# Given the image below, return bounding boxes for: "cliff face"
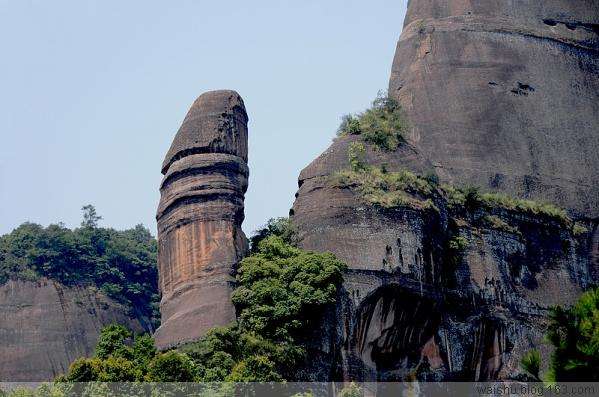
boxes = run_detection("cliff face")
[389,0,599,217]
[154,90,249,349]
[292,135,597,380]
[0,279,145,381]
[290,0,598,381]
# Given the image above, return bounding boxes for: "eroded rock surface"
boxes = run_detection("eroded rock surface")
[154,90,249,349]
[291,0,598,381]
[293,140,597,380]
[0,279,144,381]
[389,0,599,217]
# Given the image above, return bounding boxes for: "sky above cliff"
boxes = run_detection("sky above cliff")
[0,0,407,236]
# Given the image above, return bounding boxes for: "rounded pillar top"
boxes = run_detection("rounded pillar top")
[162,90,248,174]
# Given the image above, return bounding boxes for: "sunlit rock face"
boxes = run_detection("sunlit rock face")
[291,0,598,382]
[0,279,145,381]
[389,0,599,218]
[154,90,249,349]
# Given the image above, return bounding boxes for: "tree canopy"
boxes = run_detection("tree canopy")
[181,233,347,381]
[521,287,599,382]
[0,206,159,326]
[59,218,346,383]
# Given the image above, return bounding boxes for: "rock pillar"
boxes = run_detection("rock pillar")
[154,90,249,348]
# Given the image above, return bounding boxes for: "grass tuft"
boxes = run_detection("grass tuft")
[338,91,407,151]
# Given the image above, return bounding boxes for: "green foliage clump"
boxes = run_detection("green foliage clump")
[181,235,347,381]
[58,233,346,384]
[479,192,570,224]
[483,215,520,235]
[348,142,367,171]
[440,184,466,210]
[234,236,345,340]
[520,287,599,382]
[448,236,469,251]
[545,287,599,381]
[180,325,290,382]
[0,206,159,325]
[146,350,198,382]
[520,349,541,381]
[61,324,196,382]
[333,163,437,212]
[338,92,407,151]
[249,217,297,254]
[227,355,282,382]
[94,324,136,360]
[572,222,588,236]
[440,185,570,224]
[338,114,361,136]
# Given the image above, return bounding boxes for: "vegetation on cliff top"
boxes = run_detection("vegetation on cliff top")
[441,185,570,225]
[57,218,346,383]
[331,141,437,212]
[332,92,576,229]
[332,138,574,230]
[338,91,407,151]
[521,287,599,382]
[0,206,160,326]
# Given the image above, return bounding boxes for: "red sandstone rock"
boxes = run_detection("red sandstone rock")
[0,279,144,381]
[389,0,599,217]
[154,90,249,349]
[290,0,598,381]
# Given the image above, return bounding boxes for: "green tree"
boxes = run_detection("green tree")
[0,214,159,326]
[180,235,346,381]
[94,324,132,360]
[81,205,102,228]
[63,358,102,382]
[227,355,283,382]
[146,351,198,382]
[337,91,407,151]
[233,236,345,341]
[132,334,157,368]
[520,350,541,381]
[546,287,599,381]
[95,356,140,381]
[521,287,599,382]
[62,324,162,382]
[249,217,297,253]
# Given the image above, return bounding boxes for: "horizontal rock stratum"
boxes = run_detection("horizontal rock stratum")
[154,90,249,349]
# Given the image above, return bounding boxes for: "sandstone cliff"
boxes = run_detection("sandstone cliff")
[154,90,249,349]
[290,0,598,382]
[389,0,599,217]
[0,279,145,381]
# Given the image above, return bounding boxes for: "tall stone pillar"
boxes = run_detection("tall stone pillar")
[154,90,249,349]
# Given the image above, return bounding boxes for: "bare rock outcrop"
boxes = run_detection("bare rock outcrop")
[154,90,249,349]
[290,0,598,381]
[389,0,599,217]
[0,279,144,381]
[292,136,597,380]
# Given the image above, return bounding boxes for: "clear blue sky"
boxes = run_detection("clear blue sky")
[0,0,407,237]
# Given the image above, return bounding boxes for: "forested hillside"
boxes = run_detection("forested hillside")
[0,206,159,326]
